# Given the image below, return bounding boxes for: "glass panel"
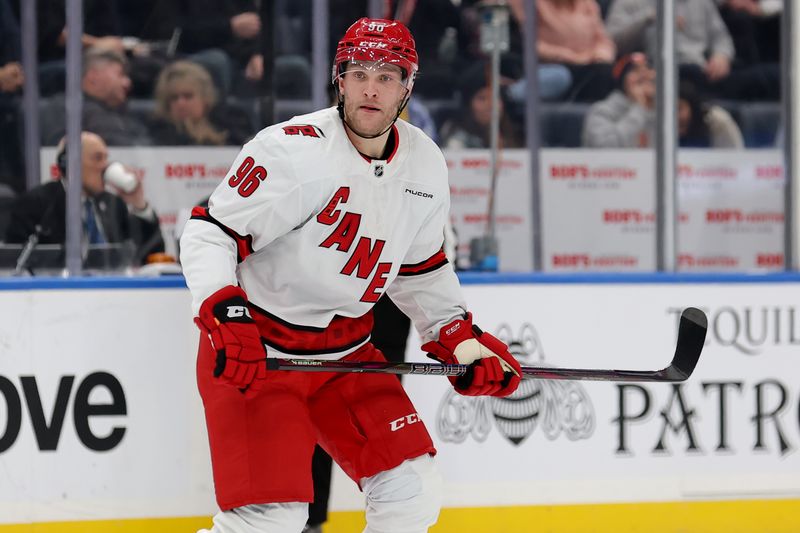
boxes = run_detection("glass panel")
[2,0,318,275]
[438,1,533,271]
[2,1,787,275]
[675,0,784,272]
[528,0,784,273]
[533,0,657,272]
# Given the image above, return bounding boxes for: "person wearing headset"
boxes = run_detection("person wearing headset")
[4,131,164,266]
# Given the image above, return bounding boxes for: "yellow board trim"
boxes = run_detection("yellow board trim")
[2,499,799,533]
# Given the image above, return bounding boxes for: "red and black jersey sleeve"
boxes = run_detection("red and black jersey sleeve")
[397,249,449,277]
[190,206,254,263]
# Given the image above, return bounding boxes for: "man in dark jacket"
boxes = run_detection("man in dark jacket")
[43,48,152,146]
[5,132,164,267]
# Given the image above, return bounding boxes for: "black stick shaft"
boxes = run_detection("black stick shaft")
[267,358,686,382]
[265,307,707,383]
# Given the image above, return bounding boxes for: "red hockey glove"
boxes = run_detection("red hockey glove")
[422,313,521,397]
[195,285,267,391]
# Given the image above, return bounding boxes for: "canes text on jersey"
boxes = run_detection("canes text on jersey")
[316,186,391,303]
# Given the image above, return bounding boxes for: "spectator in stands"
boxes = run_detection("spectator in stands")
[43,48,152,146]
[458,0,572,103]
[101,0,269,98]
[5,132,165,264]
[81,48,153,146]
[509,0,616,102]
[172,0,265,97]
[715,0,782,101]
[606,0,731,80]
[440,61,524,149]
[606,0,778,100]
[582,52,655,147]
[149,61,253,146]
[36,0,126,96]
[717,0,781,66]
[402,99,440,144]
[0,59,22,94]
[390,0,469,99]
[0,0,24,193]
[678,80,743,148]
[583,57,742,149]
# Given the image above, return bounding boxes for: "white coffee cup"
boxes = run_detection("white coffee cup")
[104,161,138,193]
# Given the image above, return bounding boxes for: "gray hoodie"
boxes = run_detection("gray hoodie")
[606,0,734,66]
[582,90,744,148]
[582,90,655,148]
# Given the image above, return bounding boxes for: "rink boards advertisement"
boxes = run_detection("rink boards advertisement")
[41,147,785,273]
[0,278,798,531]
[540,149,785,272]
[39,147,536,269]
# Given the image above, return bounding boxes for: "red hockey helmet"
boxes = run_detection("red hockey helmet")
[332,18,419,91]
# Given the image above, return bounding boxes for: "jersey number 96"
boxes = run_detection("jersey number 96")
[228,156,268,197]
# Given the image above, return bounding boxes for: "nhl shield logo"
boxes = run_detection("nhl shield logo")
[374,164,384,177]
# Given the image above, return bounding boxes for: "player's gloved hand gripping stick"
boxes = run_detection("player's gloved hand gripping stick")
[196,285,268,391]
[422,313,521,397]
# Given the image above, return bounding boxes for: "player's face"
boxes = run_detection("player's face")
[339,61,408,137]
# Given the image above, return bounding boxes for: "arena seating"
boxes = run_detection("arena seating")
[35,95,781,149]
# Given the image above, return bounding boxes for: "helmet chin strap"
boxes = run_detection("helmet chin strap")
[336,86,411,140]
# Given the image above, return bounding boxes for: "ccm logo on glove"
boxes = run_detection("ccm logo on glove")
[444,322,461,336]
[195,285,268,391]
[226,305,251,319]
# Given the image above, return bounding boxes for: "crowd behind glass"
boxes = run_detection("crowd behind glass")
[0,0,784,272]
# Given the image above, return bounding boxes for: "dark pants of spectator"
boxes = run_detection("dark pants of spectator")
[0,95,24,194]
[719,7,781,65]
[565,62,615,102]
[307,296,412,528]
[680,63,780,101]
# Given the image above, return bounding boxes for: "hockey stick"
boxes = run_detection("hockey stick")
[265,307,707,383]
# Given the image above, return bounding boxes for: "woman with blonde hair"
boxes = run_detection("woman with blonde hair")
[150,61,252,146]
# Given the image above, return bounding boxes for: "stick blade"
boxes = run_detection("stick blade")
[662,307,707,381]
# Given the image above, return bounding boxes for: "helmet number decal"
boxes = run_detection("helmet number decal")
[367,22,386,32]
[228,156,268,198]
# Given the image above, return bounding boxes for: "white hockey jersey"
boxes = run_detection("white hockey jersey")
[180,107,466,358]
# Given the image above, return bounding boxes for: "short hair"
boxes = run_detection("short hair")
[82,47,128,78]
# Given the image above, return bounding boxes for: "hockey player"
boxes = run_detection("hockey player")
[181,18,522,533]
